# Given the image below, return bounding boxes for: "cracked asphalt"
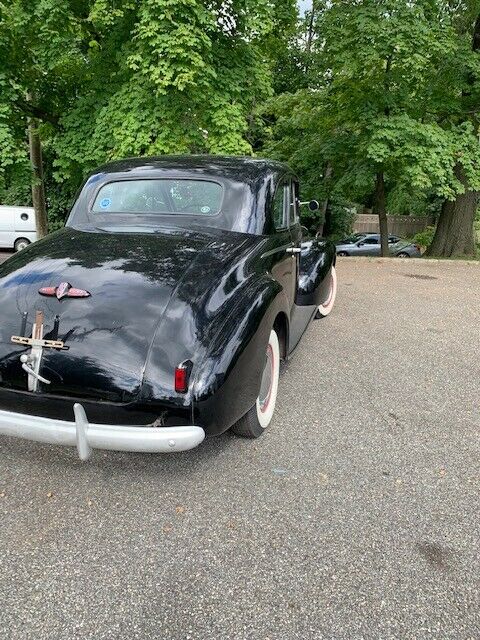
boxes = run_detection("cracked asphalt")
[0,254,479,639]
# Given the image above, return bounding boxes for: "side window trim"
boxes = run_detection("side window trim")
[288,179,299,227]
[282,183,289,229]
[272,181,288,231]
[284,183,291,228]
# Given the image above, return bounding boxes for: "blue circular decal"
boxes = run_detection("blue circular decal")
[100,197,112,209]
[200,206,210,213]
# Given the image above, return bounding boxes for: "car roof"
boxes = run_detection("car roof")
[90,155,294,184]
[357,234,399,239]
[70,155,297,236]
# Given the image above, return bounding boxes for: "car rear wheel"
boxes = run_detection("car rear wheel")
[231,329,280,438]
[14,238,30,252]
[397,252,410,258]
[316,266,337,318]
[337,250,348,257]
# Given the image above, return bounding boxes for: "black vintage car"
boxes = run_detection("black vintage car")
[0,156,337,459]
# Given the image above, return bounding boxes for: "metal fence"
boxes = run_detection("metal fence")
[353,214,435,237]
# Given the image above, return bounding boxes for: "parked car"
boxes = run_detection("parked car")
[336,233,421,257]
[336,232,370,244]
[0,156,337,460]
[0,205,37,251]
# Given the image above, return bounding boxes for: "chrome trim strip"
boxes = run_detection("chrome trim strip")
[0,404,205,460]
[260,243,293,259]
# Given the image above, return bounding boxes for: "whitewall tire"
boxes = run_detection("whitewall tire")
[232,329,280,438]
[316,266,337,318]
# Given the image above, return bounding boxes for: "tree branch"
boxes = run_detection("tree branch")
[13,98,60,126]
[472,13,480,52]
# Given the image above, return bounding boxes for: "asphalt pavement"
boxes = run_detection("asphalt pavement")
[0,255,479,639]
[0,250,14,262]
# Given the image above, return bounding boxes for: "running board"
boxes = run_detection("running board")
[288,304,317,355]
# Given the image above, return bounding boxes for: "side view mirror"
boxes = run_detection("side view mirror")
[357,242,365,247]
[298,199,320,211]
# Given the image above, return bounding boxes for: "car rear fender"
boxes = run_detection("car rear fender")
[192,276,288,435]
[296,238,336,306]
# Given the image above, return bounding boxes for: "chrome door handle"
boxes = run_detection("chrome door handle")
[20,354,51,385]
[286,246,301,254]
[21,363,51,385]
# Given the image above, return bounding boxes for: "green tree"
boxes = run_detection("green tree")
[0,0,296,230]
[0,0,88,233]
[52,0,295,182]
[264,0,480,256]
[426,5,480,257]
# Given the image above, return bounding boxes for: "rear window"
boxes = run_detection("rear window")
[91,179,223,216]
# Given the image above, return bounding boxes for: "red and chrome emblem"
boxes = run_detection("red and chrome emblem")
[39,282,90,300]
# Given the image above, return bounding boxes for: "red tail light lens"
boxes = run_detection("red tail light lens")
[175,361,192,393]
[175,367,187,393]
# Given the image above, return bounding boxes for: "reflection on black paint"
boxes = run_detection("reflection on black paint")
[0,227,263,405]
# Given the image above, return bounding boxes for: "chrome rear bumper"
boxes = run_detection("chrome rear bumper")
[0,403,205,460]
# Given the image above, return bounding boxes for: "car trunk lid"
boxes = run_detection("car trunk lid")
[0,227,212,402]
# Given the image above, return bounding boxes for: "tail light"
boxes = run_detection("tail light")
[174,360,192,393]
[415,244,421,250]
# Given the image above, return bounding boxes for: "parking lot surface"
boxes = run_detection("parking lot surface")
[0,250,14,262]
[0,255,479,639]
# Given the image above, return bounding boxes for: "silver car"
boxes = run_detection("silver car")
[336,234,421,258]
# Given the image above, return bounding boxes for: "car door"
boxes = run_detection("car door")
[270,179,297,309]
[355,236,381,256]
[14,207,35,234]
[388,236,400,254]
[287,179,302,296]
[0,207,14,248]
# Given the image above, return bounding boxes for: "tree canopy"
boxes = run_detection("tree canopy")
[0,0,296,223]
[264,0,480,253]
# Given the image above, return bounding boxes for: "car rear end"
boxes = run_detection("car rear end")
[393,240,422,257]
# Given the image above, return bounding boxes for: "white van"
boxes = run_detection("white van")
[0,205,37,251]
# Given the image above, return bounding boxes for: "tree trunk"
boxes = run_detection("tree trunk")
[428,14,480,258]
[316,162,333,236]
[305,4,316,71]
[426,165,478,258]
[373,171,389,257]
[27,117,48,239]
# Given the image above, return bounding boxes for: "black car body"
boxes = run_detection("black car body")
[0,156,337,459]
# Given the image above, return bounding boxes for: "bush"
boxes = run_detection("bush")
[300,199,356,238]
[413,226,436,248]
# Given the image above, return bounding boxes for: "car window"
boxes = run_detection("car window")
[289,181,299,225]
[91,179,223,215]
[343,235,365,244]
[363,237,380,244]
[272,184,287,230]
